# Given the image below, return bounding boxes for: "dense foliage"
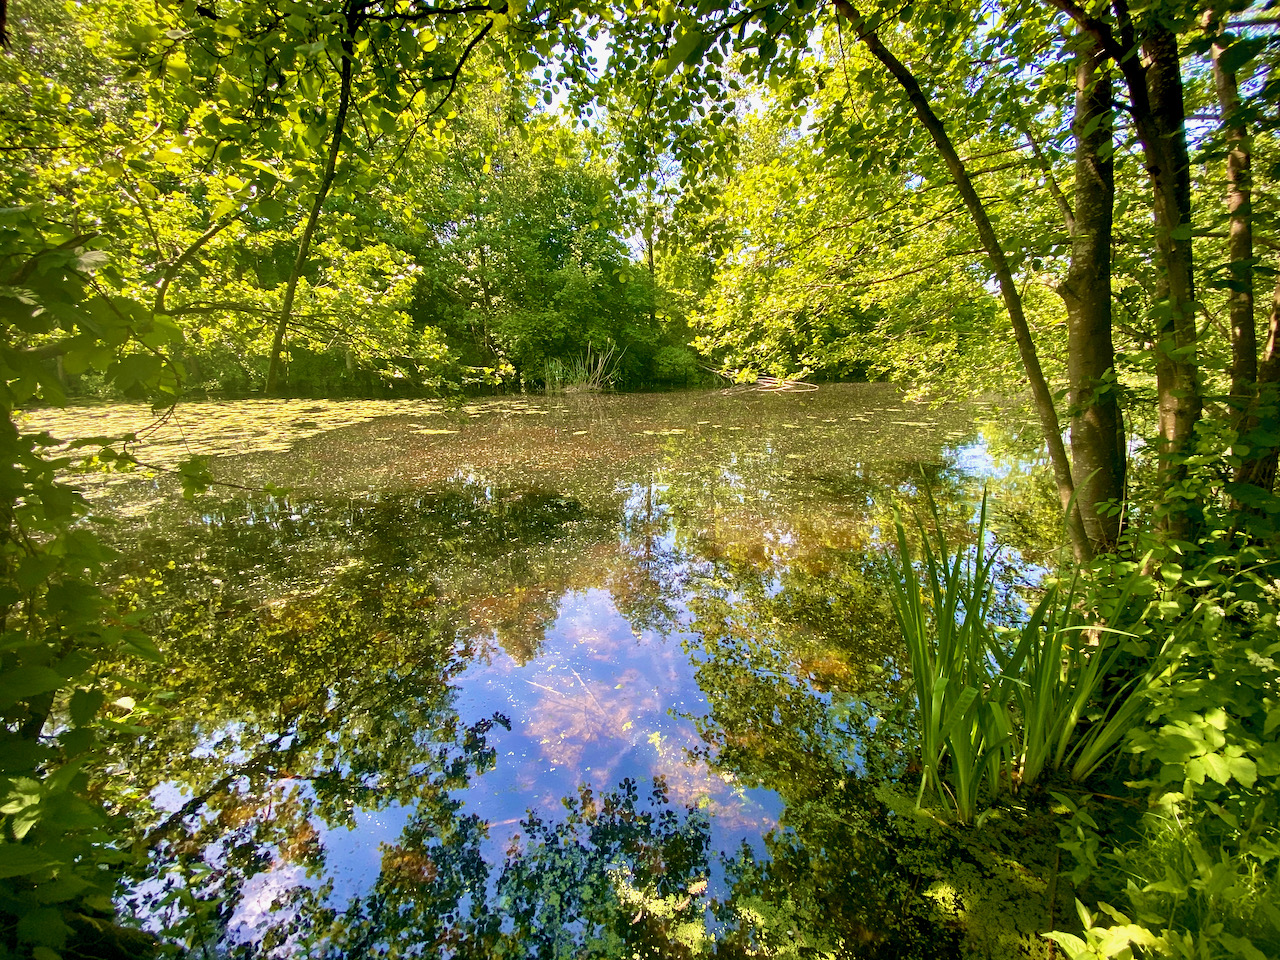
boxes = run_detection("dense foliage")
[3,0,1280,956]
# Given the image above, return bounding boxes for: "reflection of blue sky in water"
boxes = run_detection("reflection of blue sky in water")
[948,437,1002,482]
[84,385,1035,950]
[227,584,782,929]
[451,588,781,854]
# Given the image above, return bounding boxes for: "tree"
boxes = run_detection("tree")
[598,0,1277,549]
[0,8,198,949]
[394,88,659,388]
[125,0,607,393]
[835,1,1091,558]
[1200,5,1280,509]
[1060,36,1126,550]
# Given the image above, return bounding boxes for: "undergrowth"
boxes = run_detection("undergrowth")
[889,479,1280,959]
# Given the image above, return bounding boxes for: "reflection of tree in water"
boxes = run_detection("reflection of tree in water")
[104,425,1063,956]
[113,572,511,955]
[315,805,497,959]
[119,481,627,662]
[675,508,915,791]
[609,479,690,640]
[110,479,719,955]
[490,778,712,959]
[284,778,715,960]
[662,454,1065,958]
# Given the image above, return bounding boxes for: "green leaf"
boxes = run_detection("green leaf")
[14,555,59,589]
[663,27,704,77]
[0,666,66,706]
[69,688,105,726]
[0,739,49,774]
[1218,37,1267,74]
[1042,931,1087,954]
[17,908,70,948]
[177,455,214,498]
[139,314,182,349]
[211,197,239,219]
[1198,752,1231,785]
[1227,755,1257,788]
[11,804,42,840]
[255,197,286,221]
[0,844,59,879]
[1218,933,1270,960]
[1266,707,1280,738]
[110,353,163,390]
[44,756,90,796]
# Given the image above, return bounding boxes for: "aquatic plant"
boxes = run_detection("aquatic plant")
[543,341,625,393]
[888,496,1143,823]
[888,496,1006,823]
[999,573,1148,788]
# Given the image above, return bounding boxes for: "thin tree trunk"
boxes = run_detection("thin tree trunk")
[1060,41,1125,552]
[1207,11,1273,504]
[154,215,242,317]
[475,245,497,357]
[646,208,657,327]
[265,29,357,395]
[1236,274,1280,497]
[837,1,1091,561]
[1211,19,1256,405]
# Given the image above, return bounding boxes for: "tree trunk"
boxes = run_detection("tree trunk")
[1206,11,1274,505]
[1060,41,1125,552]
[1236,274,1280,497]
[475,244,498,357]
[265,27,357,395]
[1136,25,1202,531]
[1043,2,1203,536]
[1211,19,1256,407]
[837,1,1092,561]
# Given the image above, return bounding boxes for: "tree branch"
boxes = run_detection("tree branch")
[155,214,245,316]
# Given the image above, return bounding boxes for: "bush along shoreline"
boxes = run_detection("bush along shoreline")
[888,480,1280,959]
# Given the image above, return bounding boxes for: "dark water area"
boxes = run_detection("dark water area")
[33,385,1062,957]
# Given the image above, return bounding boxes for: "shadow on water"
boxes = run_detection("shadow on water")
[79,386,1068,957]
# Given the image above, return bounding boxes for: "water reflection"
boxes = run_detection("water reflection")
[94,386,1048,955]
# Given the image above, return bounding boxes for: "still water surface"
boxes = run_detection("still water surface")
[34,385,1049,957]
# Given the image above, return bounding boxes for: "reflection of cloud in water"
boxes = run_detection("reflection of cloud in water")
[527,671,662,770]
[225,862,312,947]
[950,438,999,479]
[451,587,779,850]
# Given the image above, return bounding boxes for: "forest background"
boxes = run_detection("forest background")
[2,0,1280,957]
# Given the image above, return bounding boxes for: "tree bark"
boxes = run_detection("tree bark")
[1141,23,1202,488]
[1236,274,1280,497]
[837,1,1092,561]
[1210,18,1256,406]
[1060,41,1125,551]
[1043,1,1203,536]
[265,23,357,395]
[1205,11,1275,506]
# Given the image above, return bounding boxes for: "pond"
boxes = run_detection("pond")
[28,384,1062,958]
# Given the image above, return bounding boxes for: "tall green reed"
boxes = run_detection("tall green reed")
[889,496,1007,823]
[889,495,1145,823]
[999,576,1147,788]
[543,341,624,392]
